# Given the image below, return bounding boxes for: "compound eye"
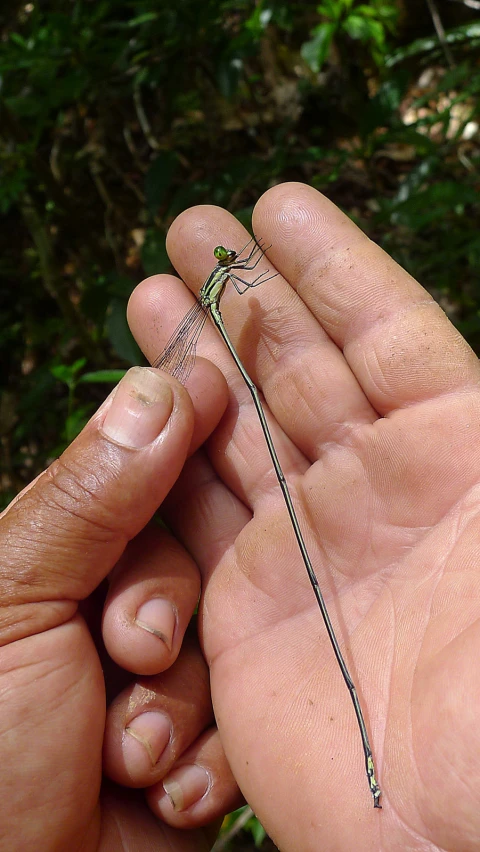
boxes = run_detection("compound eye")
[214,245,228,261]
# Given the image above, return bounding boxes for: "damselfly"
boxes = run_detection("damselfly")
[153,237,381,808]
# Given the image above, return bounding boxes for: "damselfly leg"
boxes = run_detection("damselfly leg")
[229,268,278,295]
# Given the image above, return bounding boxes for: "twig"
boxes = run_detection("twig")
[123,125,148,172]
[425,0,456,67]
[88,162,126,274]
[133,84,160,151]
[211,807,255,851]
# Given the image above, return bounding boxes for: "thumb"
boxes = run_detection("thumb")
[0,366,212,644]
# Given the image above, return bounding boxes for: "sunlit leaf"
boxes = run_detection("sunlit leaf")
[301,22,336,72]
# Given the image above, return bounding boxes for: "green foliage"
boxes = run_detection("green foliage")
[302,0,398,72]
[220,806,267,848]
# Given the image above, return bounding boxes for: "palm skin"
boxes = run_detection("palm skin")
[130,182,480,851]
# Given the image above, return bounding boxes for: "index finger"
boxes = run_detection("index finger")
[254,182,480,414]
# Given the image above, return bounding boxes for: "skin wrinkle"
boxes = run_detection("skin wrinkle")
[299,445,383,583]
[430,661,480,818]
[369,575,394,771]
[265,348,335,443]
[383,554,451,832]
[0,643,79,680]
[344,304,480,409]
[230,510,279,594]
[351,407,479,529]
[47,453,116,503]
[296,427,466,626]
[0,656,90,738]
[416,661,475,812]
[35,472,121,539]
[275,649,341,738]
[240,304,381,460]
[412,642,480,848]
[240,289,318,376]
[386,794,450,852]
[184,480,243,557]
[3,508,121,595]
[293,234,373,293]
[274,194,364,259]
[345,297,443,350]
[272,359,372,460]
[0,600,78,645]
[291,237,426,331]
[223,398,308,505]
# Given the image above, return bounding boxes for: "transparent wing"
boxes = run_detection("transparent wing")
[152,300,209,384]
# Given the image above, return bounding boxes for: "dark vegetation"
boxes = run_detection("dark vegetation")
[1,1,480,846]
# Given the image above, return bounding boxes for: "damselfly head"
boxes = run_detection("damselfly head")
[214,245,237,266]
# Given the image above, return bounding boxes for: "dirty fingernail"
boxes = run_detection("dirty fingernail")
[124,711,171,770]
[163,764,211,812]
[135,598,176,650]
[102,368,173,448]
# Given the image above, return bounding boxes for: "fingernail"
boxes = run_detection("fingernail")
[124,711,171,768]
[163,765,211,812]
[102,368,173,448]
[135,599,176,650]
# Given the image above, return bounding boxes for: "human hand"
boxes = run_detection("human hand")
[129,182,480,851]
[0,364,242,850]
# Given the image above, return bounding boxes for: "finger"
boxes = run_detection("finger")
[163,449,252,577]
[253,182,480,413]
[162,205,377,463]
[162,448,316,629]
[102,526,201,676]
[103,632,213,788]
[101,784,219,851]
[129,268,312,512]
[148,726,243,828]
[127,277,229,457]
[0,366,225,644]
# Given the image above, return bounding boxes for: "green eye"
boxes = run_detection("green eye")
[214,245,228,261]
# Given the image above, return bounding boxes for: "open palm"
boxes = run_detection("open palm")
[130,182,480,851]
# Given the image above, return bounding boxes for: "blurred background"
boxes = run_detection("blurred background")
[1,1,479,846]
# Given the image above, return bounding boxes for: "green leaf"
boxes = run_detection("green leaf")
[389,182,478,229]
[51,358,87,386]
[245,3,273,36]
[252,818,267,846]
[64,404,93,442]
[127,12,159,27]
[386,22,480,68]
[318,0,351,21]
[78,370,127,384]
[343,15,385,48]
[301,22,336,72]
[9,32,28,49]
[354,4,379,18]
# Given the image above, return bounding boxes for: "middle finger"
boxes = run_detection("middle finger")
[164,204,377,465]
